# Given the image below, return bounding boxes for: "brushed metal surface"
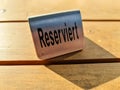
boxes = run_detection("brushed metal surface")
[28,10,84,60]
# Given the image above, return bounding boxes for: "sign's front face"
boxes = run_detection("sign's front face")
[29,10,84,60]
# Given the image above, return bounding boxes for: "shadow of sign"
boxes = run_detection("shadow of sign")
[46,37,120,89]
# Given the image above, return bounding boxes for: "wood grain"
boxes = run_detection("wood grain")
[0,1,120,89]
[0,22,119,61]
[47,63,120,89]
[0,0,120,21]
[0,65,82,90]
[92,75,120,90]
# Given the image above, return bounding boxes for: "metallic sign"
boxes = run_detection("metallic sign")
[28,10,84,60]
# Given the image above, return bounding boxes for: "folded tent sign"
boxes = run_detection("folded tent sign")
[28,10,84,60]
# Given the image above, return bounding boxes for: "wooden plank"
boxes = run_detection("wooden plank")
[0,63,120,89]
[91,77,120,90]
[0,22,119,61]
[92,76,120,90]
[0,0,27,21]
[83,21,120,58]
[0,0,120,21]
[46,63,120,89]
[0,22,37,60]
[0,65,82,90]
[27,0,120,20]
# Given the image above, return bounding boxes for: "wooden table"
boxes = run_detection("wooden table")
[0,0,120,89]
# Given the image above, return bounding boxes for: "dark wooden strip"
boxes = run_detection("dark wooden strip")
[0,58,120,65]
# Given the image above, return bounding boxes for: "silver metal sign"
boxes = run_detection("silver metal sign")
[28,10,84,60]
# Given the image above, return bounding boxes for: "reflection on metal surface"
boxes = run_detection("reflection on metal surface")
[29,10,84,60]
